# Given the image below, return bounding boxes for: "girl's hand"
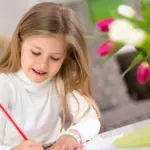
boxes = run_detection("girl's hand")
[11,140,43,150]
[48,135,84,150]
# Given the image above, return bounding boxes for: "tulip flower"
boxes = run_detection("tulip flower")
[109,19,134,42]
[125,28,146,47]
[109,19,146,47]
[109,19,133,43]
[97,40,115,56]
[96,18,114,32]
[137,61,150,84]
[118,4,136,18]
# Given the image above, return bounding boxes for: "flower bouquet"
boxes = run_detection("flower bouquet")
[87,0,150,84]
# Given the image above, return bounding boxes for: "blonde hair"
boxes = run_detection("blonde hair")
[0,34,7,50]
[0,2,100,128]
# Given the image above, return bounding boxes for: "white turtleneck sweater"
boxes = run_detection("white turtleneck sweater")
[0,70,100,150]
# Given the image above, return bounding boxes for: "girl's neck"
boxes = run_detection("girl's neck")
[15,69,51,93]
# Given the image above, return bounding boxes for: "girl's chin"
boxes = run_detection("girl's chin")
[31,76,49,83]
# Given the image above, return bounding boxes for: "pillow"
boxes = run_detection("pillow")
[91,56,130,110]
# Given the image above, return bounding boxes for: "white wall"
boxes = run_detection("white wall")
[0,0,83,38]
[0,0,28,37]
[38,0,82,4]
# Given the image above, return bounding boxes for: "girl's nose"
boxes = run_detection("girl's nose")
[40,58,49,70]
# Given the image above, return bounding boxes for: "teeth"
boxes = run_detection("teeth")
[36,70,44,74]
[38,71,44,74]
[33,69,46,74]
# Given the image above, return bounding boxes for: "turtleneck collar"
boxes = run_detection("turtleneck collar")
[15,69,51,93]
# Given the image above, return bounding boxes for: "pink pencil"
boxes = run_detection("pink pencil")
[0,104,28,140]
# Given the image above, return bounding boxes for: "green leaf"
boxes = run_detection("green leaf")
[121,53,145,78]
[126,17,147,31]
[87,0,124,23]
[140,0,150,25]
[141,35,150,56]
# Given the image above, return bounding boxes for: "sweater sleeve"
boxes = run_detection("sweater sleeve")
[67,91,101,143]
[0,75,14,150]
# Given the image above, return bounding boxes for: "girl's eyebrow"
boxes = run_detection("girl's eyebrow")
[31,45,42,51]
[31,44,65,55]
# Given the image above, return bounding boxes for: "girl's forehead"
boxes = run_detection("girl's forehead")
[22,35,67,54]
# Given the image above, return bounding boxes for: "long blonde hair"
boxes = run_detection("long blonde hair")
[0,2,100,128]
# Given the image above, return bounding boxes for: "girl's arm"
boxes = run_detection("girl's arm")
[66,91,101,143]
[0,76,14,150]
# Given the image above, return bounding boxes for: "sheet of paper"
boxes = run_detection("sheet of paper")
[83,133,124,150]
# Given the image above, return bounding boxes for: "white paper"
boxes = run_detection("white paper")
[84,133,124,150]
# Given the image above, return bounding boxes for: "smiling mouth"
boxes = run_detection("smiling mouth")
[32,68,47,76]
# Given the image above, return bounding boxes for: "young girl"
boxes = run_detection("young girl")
[0,2,101,150]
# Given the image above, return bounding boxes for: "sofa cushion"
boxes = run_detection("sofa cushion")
[88,40,130,111]
[101,100,150,131]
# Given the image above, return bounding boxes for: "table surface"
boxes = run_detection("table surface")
[84,119,150,150]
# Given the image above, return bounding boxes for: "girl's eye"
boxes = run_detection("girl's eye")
[32,51,41,56]
[50,56,60,61]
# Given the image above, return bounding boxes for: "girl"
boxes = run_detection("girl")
[0,2,101,150]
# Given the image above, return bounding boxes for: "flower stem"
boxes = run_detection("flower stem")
[84,35,108,39]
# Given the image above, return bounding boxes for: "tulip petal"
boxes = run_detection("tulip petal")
[137,62,150,84]
[97,40,115,56]
[118,4,136,18]
[96,18,114,32]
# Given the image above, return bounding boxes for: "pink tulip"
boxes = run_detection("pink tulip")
[137,61,150,84]
[96,18,114,32]
[97,40,115,56]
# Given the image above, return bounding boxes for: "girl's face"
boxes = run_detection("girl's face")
[20,35,66,83]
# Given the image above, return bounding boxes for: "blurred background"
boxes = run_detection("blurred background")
[0,0,150,132]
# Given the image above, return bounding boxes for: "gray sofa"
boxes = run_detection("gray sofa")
[88,39,150,132]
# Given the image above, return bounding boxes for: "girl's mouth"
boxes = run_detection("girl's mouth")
[32,68,47,76]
